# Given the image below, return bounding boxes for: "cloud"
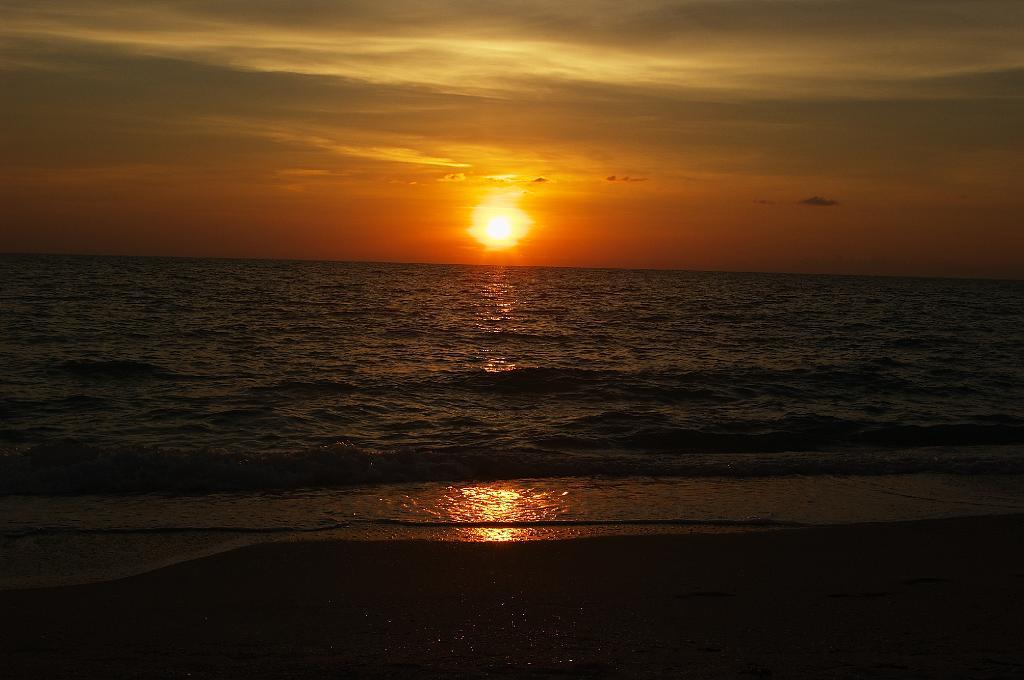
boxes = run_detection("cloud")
[438,172,466,182]
[754,199,775,205]
[5,0,1022,104]
[333,145,470,168]
[3,11,1022,188]
[606,175,647,182]
[278,168,333,177]
[486,175,552,183]
[799,196,839,206]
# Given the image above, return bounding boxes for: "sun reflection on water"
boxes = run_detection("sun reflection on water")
[477,268,520,374]
[482,351,516,373]
[454,269,564,540]
[470,527,519,542]
[477,271,518,328]
[437,483,569,542]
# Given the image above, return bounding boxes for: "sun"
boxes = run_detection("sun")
[485,216,513,242]
[469,190,532,249]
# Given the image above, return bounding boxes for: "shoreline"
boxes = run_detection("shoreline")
[4,514,1024,678]
[6,471,1024,591]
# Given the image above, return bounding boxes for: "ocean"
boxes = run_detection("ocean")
[3,254,1024,586]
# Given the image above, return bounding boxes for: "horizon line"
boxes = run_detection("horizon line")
[2,249,1021,284]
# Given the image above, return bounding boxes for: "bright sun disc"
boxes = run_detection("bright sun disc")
[469,191,532,249]
[486,216,513,241]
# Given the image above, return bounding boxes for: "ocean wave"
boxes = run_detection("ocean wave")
[0,516,806,539]
[57,359,176,379]
[428,364,925,401]
[1,523,352,539]
[2,518,806,540]
[446,366,615,394]
[376,517,808,529]
[2,438,1024,495]
[249,380,358,396]
[614,422,1024,453]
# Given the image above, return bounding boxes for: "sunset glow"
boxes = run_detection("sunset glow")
[1,1,1022,277]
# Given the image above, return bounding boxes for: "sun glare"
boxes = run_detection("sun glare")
[469,190,532,249]
[486,216,513,242]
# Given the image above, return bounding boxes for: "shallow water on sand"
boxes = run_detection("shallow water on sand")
[4,473,1024,587]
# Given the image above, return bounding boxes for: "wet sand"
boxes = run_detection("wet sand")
[3,514,1024,679]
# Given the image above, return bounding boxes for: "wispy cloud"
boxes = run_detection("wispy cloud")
[333,145,470,168]
[799,196,839,207]
[4,1,1022,100]
[277,168,333,177]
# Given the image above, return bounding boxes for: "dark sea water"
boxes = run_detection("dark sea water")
[2,254,1024,584]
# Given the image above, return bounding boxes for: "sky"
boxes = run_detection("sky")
[1,0,1022,277]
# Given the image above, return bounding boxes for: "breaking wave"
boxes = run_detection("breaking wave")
[2,437,1023,495]
[1,516,810,540]
[58,359,173,379]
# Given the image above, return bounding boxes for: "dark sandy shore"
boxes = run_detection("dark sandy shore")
[3,515,1024,679]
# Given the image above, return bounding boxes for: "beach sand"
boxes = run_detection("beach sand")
[3,515,1023,678]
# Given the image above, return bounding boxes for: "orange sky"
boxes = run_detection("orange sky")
[2,1,1023,277]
